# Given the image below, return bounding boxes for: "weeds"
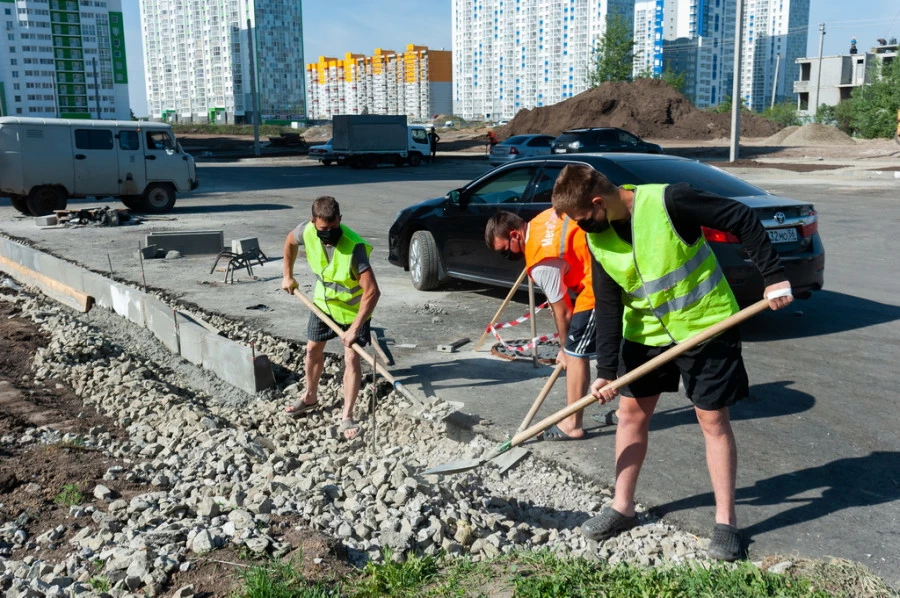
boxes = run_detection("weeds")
[233,556,334,598]
[353,549,439,597]
[89,576,110,592]
[53,483,84,506]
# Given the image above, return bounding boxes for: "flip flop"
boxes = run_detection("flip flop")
[341,419,361,440]
[539,424,578,441]
[285,401,318,417]
[591,410,619,426]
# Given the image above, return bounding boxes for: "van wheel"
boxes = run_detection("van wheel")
[10,196,30,215]
[27,187,67,216]
[142,184,176,213]
[409,152,423,167]
[322,160,334,166]
[121,196,142,210]
[409,230,440,291]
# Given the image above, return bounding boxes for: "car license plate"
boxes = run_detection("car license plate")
[767,228,798,243]
[553,148,566,154]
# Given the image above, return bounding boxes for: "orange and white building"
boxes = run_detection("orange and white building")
[306,44,451,120]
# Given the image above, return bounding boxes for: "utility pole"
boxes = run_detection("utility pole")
[814,23,826,111]
[729,0,744,162]
[770,53,781,109]
[246,18,261,156]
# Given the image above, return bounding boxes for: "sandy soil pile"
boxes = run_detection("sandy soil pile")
[504,79,781,140]
[780,123,856,146]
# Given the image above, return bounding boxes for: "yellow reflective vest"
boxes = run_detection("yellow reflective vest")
[586,184,738,346]
[302,223,372,325]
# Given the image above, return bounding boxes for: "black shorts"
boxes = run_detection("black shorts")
[564,309,596,358]
[617,328,748,411]
[307,313,371,346]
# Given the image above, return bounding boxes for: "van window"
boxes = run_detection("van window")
[146,131,174,151]
[119,130,139,150]
[411,128,428,144]
[74,129,114,150]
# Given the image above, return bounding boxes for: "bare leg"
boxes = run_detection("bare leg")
[695,406,738,526]
[611,394,660,517]
[341,345,362,439]
[557,355,589,438]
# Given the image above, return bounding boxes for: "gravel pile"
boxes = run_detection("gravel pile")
[0,290,716,597]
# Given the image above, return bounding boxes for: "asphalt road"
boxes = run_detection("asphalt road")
[1,156,898,585]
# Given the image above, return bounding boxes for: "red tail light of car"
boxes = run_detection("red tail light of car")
[508,147,519,155]
[701,226,740,243]
[800,210,818,237]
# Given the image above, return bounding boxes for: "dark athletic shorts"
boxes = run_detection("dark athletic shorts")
[616,328,748,411]
[307,313,371,346]
[564,309,597,358]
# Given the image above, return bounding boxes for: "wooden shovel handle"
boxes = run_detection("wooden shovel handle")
[511,298,771,447]
[518,363,564,431]
[291,289,424,406]
[474,267,528,351]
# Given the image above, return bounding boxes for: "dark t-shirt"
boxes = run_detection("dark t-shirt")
[592,182,787,379]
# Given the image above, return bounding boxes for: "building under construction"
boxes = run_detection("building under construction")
[305,45,451,121]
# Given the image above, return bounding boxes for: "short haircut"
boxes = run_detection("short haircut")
[551,164,618,215]
[484,210,525,249]
[311,196,340,222]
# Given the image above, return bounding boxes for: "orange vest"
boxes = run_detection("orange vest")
[524,209,595,313]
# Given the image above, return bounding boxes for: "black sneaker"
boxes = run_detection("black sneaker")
[708,524,743,561]
[580,507,638,541]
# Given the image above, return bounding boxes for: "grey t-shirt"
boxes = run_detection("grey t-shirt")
[292,221,371,277]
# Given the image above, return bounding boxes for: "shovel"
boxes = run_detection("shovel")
[292,290,427,408]
[422,298,771,476]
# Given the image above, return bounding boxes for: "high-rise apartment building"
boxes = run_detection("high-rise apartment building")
[306,44,452,121]
[451,0,636,121]
[0,0,130,119]
[633,0,663,76]
[141,0,305,123]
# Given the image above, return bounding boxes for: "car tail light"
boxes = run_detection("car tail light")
[509,147,519,155]
[701,227,740,243]
[800,210,818,237]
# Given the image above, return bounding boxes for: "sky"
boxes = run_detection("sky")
[123,0,900,117]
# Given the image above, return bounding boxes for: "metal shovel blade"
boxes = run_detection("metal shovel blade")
[494,446,530,474]
[421,457,484,476]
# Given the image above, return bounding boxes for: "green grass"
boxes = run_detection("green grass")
[229,549,863,598]
[89,576,110,592]
[53,483,84,506]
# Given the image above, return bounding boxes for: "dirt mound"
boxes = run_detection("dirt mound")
[304,123,333,141]
[781,123,855,146]
[760,125,801,145]
[505,79,781,140]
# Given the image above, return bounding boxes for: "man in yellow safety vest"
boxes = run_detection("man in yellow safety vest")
[281,196,381,440]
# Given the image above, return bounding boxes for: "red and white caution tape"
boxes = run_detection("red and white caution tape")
[486,303,559,352]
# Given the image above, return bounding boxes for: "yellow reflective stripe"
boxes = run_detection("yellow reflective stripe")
[652,268,725,316]
[315,273,361,295]
[628,243,712,299]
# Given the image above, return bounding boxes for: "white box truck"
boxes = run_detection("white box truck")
[332,115,431,168]
[0,117,199,216]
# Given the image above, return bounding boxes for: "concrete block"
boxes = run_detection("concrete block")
[109,282,145,327]
[202,333,258,395]
[176,318,208,365]
[145,231,224,256]
[141,245,161,260]
[143,296,179,353]
[231,238,260,254]
[35,252,83,293]
[35,215,58,226]
[82,271,114,309]
[0,237,39,272]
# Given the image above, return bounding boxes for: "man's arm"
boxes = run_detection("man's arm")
[591,255,624,401]
[341,268,381,347]
[530,261,572,366]
[281,230,300,293]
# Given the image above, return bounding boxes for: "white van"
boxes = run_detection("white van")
[0,117,198,216]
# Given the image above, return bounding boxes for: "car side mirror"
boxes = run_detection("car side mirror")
[448,189,462,204]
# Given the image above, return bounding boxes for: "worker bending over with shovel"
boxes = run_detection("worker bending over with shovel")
[551,164,793,561]
[485,209,596,441]
[281,196,381,441]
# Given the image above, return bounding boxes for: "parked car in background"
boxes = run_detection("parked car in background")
[489,134,556,166]
[308,139,335,166]
[387,154,823,305]
[551,127,663,155]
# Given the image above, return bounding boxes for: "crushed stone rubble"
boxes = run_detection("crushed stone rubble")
[0,290,717,598]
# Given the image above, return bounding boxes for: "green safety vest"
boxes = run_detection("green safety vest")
[302,223,373,325]
[586,184,738,346]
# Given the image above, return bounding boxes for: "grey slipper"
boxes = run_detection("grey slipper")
[285,401,318,417]
[580,507,638,541]
[708,524,743,561]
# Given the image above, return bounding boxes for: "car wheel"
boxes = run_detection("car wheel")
[141,183,176,213]
[322,159,333,166]
[27,186,67,216]
[409,230,440,291]
[408,152,423,167]
[10,195,30,215]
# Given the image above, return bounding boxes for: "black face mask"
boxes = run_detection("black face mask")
[577,218,610,234]
[316,227,343,246]
[500,248,525,261]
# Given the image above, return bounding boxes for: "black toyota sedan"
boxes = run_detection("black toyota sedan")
[387,154,824,305]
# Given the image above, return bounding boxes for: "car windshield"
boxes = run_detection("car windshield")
[503,136,530,145]
[555,133,581,144]
[619,159,766,197]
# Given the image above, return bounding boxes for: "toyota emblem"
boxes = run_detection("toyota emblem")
[774,211,786,224]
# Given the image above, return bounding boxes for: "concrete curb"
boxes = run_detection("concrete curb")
[0,236,273,395]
